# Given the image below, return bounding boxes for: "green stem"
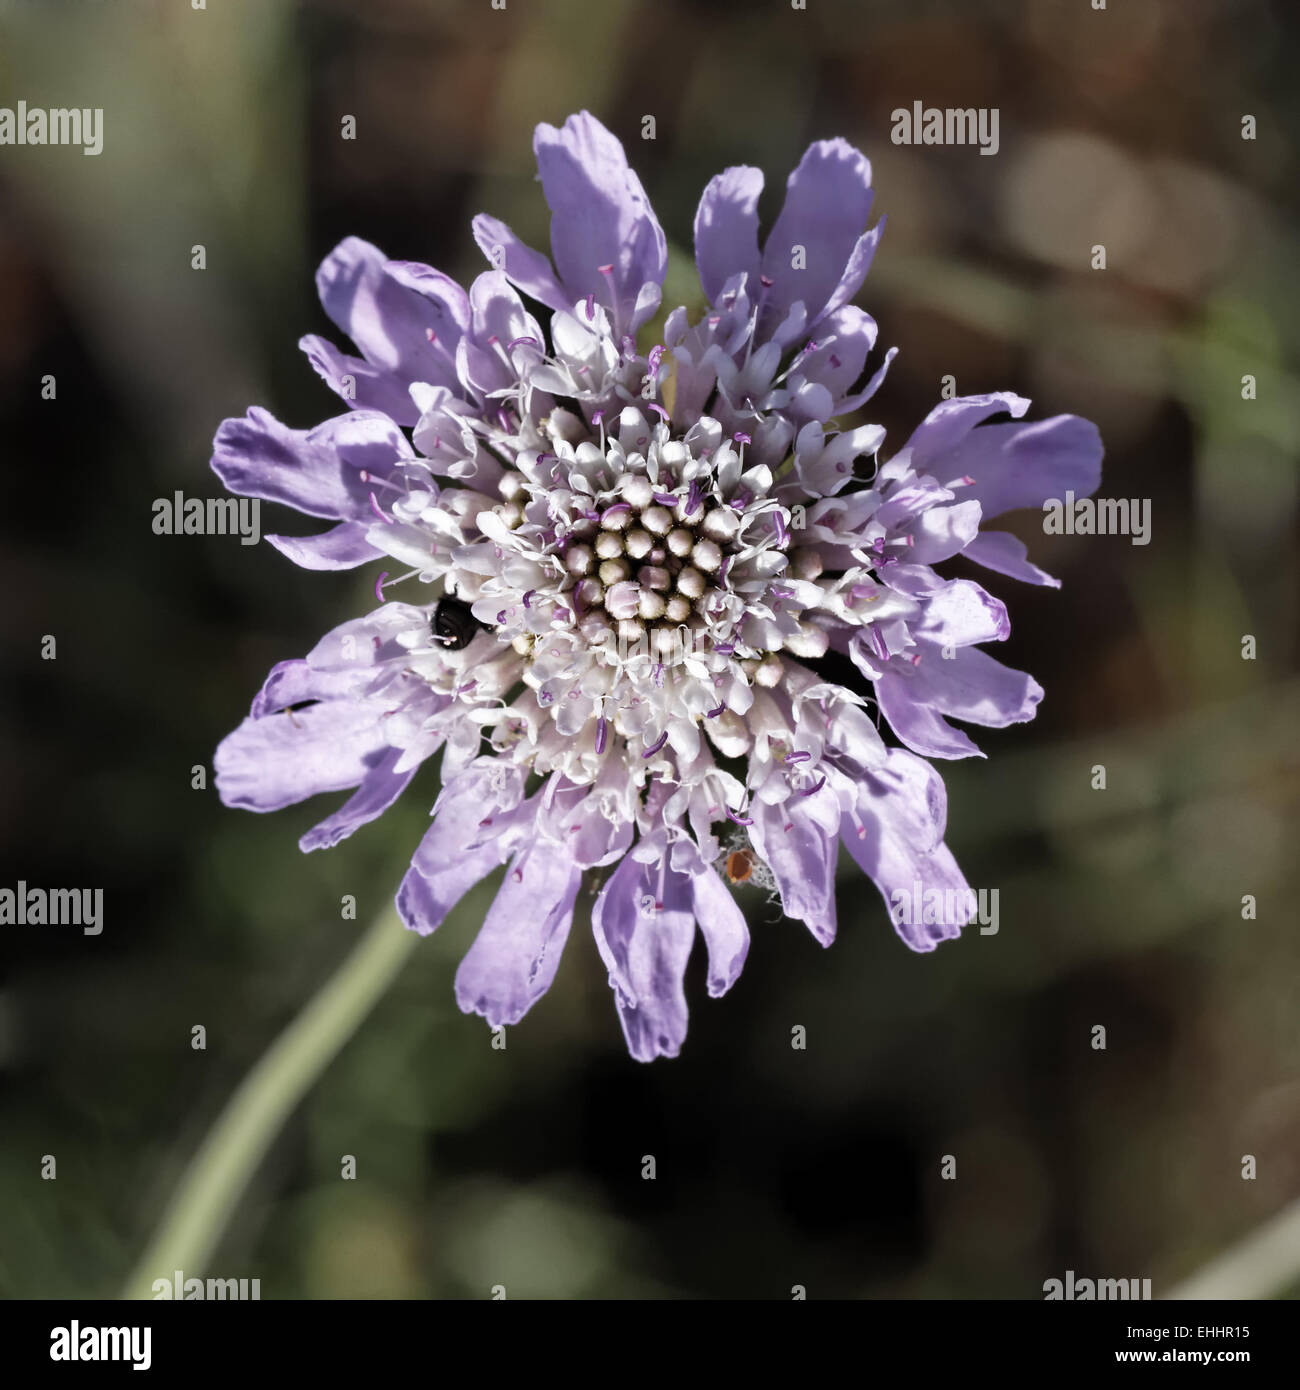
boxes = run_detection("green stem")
[122,905,416,1298]
[1164,1197,1300,1300]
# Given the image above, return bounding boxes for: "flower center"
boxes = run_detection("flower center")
[559,472,737,650]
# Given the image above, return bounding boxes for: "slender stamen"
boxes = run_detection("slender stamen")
[358,470,402,494]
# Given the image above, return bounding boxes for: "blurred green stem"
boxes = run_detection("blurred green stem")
[1164,1197,1300,1300]
[122,905,416,1298]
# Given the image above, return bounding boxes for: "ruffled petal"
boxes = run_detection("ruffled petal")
[901,392,1030,470]
[471,213,568,313]
[298,334,422,425]
[534,111,667,324]
[314,237,458,383]
[454,843,582,1026]
[591,851,695,1062]
[396,763,539,937]
[795,305,878,403]
[694,165,763,304]
[299,745,415,852]
[689,863,750,997]
[916,579,1010,647]
[902,644,1044,729]
[840,749,974,952]
[817,217,887,323]
[748,789,839,946]
[962,529,1062,587]
[211,407,411,521]
[397,839,501,938]
[266,520,382,570]
[922,414,1104,520]
[760,139,876,329]
[214,699,391,813]
[873,670,984,760]
[905,497,983,564]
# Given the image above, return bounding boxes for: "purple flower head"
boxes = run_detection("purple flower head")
[212,112,1102,1061]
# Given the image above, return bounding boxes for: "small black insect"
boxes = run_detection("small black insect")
[431,597,482,651]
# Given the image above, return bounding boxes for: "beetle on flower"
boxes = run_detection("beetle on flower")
[212,112,1102,1060]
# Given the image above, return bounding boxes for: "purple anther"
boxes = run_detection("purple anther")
[642,730,670,758]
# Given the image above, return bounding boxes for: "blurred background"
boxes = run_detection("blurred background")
[1,0,1298,1299]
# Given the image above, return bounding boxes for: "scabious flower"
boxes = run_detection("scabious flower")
[212,112,1102,1060]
